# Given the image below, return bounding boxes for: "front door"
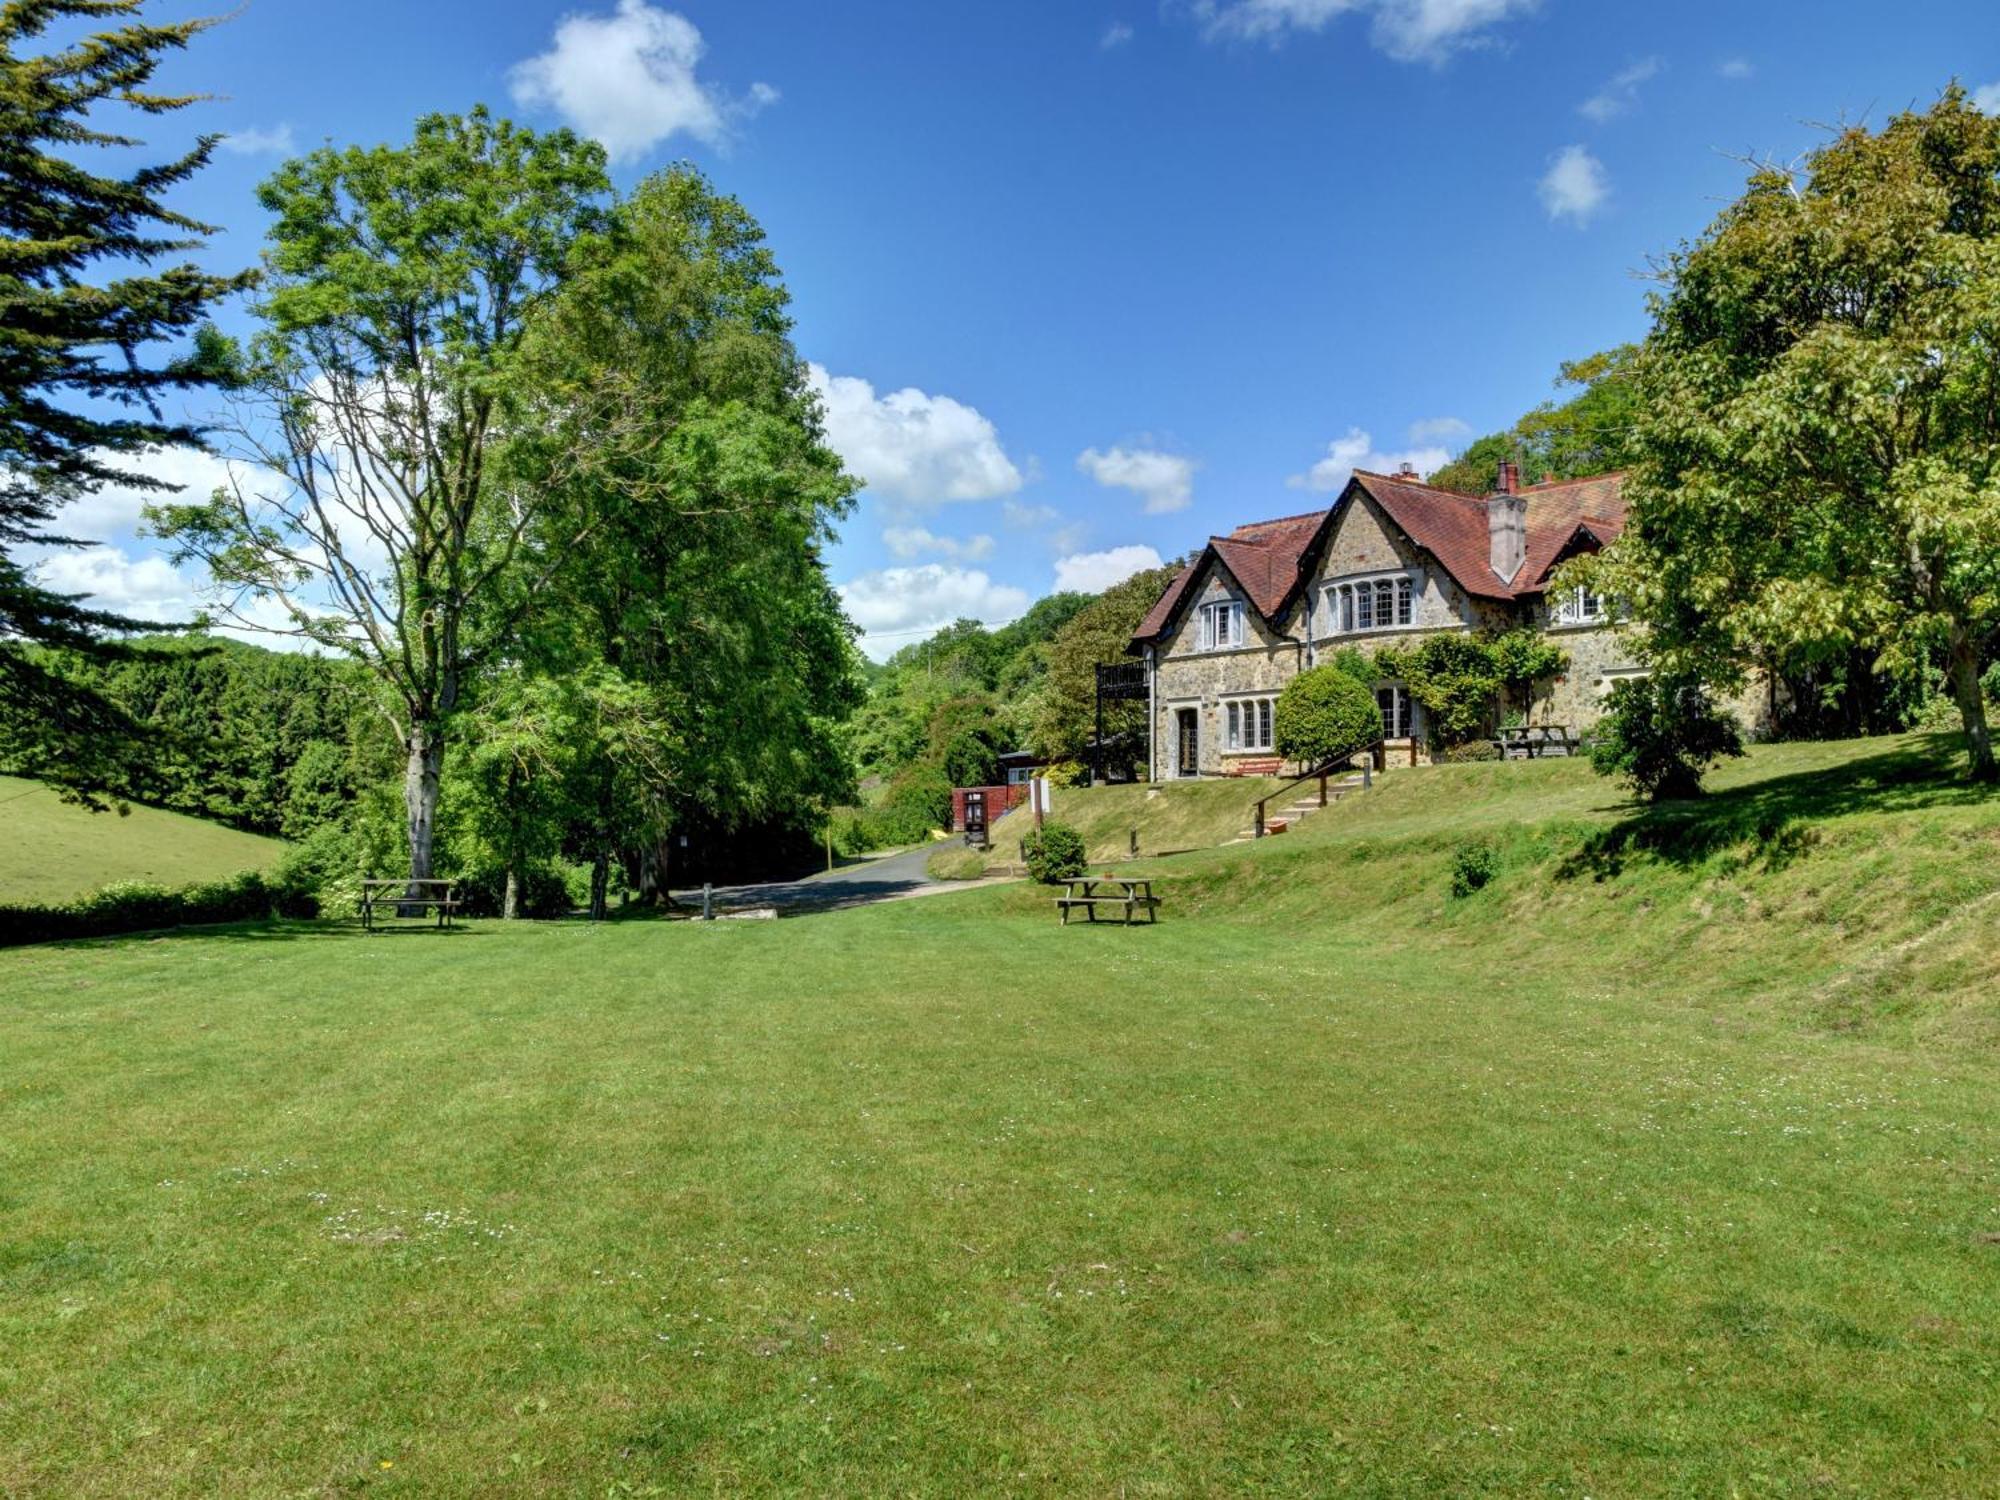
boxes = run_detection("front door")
[1176,708,1199,778]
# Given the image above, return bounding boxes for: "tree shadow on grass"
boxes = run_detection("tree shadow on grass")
[1556,735,1994,881]
[41,917,489,950]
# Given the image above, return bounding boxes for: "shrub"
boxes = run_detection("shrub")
[1383,635,1503,748]
[1439,739,1500,763]
[1589,674,1744,801]
[1275,666,1383,765]
[1022,822,1087,884]
[1449,840,1499,898]
[1044,759,1087,789]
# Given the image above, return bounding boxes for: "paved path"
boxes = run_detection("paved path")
[670,843,1008,916]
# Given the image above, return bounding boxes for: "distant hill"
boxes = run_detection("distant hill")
[0,777,285,905]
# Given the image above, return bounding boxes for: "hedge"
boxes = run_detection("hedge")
[0,870,315,948]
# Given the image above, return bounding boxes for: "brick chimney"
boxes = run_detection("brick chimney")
[1487,462,1526,582]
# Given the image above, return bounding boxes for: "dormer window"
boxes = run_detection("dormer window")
[1327,573,1414,635]
[1197,599,1245,651]
[1553,586,1605,625]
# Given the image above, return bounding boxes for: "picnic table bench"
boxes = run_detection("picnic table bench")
[1498,723,1577,759]
[359,878,461,932]
[1056,876,1161,926]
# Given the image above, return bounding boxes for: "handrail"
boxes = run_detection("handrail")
[1253,737,1386,838]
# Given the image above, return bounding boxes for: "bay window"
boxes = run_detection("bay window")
[1327,573,1415,635]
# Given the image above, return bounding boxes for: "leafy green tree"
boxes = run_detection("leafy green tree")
[517,166,859,905]
[1607,89,2000,778]
[1427,347,1639,494]
[1589,674,1744,801]
[447,671,585,919]
[1488,630,1568,724]
[153,108,615,877]
[1030,564,1181,767]
[1377,635,1502,747]
[0,2,253,803]
[1426,432,1517,495]
[1275,665,1383,764]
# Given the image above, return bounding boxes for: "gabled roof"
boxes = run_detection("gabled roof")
[1131,508,1331,644]
[1130,470,1628,648]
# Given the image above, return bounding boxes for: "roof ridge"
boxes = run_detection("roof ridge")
[1352,468,1485,502]
[1228,507,1331,531]
[1522,468,1627,491]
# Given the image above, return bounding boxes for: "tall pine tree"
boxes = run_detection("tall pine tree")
[0,1,251,799]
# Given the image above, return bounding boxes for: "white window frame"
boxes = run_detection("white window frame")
[1325,571,1416,636]
[1195,598,1246,652]
[1223,694,1276,752]
[1553,585,1606,626]
[1374,681,1415,740]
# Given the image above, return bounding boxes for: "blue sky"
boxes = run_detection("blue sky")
[37,0,2000,657]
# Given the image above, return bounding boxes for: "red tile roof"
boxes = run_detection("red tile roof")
[1130,471,1626,645]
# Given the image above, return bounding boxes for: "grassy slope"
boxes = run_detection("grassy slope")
[0,777,284,904]
[3,736,1999,1495]
[984,773,1287,867]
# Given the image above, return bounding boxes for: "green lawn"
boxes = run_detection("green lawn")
[3,736,1999,1495]
[0,776,284,904]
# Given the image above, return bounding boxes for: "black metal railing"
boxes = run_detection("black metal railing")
[1252,738,1387,838]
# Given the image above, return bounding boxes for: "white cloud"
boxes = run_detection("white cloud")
[1076,445,1196,514]
[1717,57,1754,81]
[1101,20,1135,47]
[1407,415,1470,443]
[1538,144,1609,226]
[808,364,1023,506]
[508,1,775,162]
[838,565,1030,660]
[882,525,995,562]
[1579,57,1661,122]
[218,124,296,157]
[1974,81,2000,114]
[1193,0,1536,64]
[1287,426,1449,492]
[46,445,240,543]
[30,545,198,622]
[1053,544,1164,594]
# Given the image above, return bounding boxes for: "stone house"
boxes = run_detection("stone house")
[1128,463,1651,780]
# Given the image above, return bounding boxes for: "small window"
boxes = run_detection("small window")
[1555,586,1605,625]
[1225,695,1276,751]
[1198,599,1244,650]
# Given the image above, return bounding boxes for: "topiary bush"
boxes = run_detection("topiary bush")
[1275,665,1383,765]
[1021,822,1087,884]
[1589,674,1744,801]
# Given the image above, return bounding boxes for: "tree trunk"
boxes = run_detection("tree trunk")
[403,721,443,884]
[502,866,519,920]
[1945,627,1996,781]
[589,849,610,922]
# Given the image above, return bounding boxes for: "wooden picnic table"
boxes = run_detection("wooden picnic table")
[1055,876,1161,926]
[359,878,461,932]
[1498,724,1576,759]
